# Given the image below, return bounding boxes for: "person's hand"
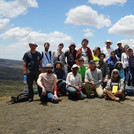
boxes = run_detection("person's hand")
[75,86,80,91]
[104,79,108,83]
[53,95,58,100]
[91,81,95,86]
[110,61,114,64]
[42,88,46,96]
[65,64,69,66]
[85,79,89,84]
[23,70,27,75]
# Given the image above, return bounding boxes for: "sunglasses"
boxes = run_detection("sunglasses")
[113,72,118,74]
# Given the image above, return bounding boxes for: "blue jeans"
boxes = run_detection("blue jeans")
[57,80,66,95]
[38,88,58,103]
[67,86,84,100]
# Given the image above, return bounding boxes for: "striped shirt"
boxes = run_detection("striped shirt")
[38,73,57,91]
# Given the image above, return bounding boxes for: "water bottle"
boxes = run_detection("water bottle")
[24,88,27,93]
[23,75,27,84]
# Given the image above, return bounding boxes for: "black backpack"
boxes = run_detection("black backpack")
[10,93,29,104]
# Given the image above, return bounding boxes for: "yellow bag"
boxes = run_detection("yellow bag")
[112,86,118,93]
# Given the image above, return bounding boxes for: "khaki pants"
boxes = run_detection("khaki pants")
[84,83,104,98]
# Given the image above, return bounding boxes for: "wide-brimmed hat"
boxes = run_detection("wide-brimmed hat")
[105,40,113,45]
[69,42,76,48]
[29,42,38,47]
[117,42,122,45]
[45,63,53,68]
[71,64,78,69]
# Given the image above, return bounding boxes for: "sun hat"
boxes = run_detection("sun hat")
[105,40,113,45]
[29,42,38,47]
[71,64,78,69]
[45,63,53,68]
[69,42,76,48]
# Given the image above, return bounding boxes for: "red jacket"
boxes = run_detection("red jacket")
[75,47,93,64]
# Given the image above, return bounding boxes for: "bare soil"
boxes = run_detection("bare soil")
[0,95,134,134]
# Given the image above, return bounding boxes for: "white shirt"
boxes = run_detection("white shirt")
[101,47,114,61]
[66,72,82,87]
[121,53,129,68]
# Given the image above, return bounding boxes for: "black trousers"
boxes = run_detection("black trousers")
[27,70,40,99]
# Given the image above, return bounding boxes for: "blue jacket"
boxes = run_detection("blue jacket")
[107,56,117,66]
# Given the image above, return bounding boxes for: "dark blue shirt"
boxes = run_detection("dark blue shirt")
[23,51,41,70]
[54,69,65,80]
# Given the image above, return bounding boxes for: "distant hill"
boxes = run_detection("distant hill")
[0,58,23,67]
[0,59,23,81]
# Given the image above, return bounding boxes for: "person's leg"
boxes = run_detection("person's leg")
[47,91,58,103]
[77,90,84,100]
[95,84,104,98]
[57,80,66,95]
[103,89,119,101]
[66,86,77,99]
[84,83,95,97]
[27,71,34,100]
[114,90,123,98]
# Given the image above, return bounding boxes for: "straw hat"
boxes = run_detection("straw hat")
[105,40,113,45]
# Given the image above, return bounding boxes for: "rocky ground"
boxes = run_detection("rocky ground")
[0,95,134,134]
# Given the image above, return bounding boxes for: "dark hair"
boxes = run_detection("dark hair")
[58,43,64,47]
[110,51,115,55]
[81,39,89,44]
[44,42,50,47]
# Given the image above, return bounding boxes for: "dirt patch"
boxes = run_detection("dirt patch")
[0,95,134,134]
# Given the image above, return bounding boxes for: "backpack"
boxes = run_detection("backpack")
[10,93,30,104]
[42,51,51,62]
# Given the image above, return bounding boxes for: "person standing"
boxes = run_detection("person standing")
[101,40,114,61]
[128,48,134,86]
[65,42,77,72]
[53,43,65,66]
[23,42,43,102]
[115,42,124,61]
[75,39,93,66]
[84,60,103,98]
[42,42,53,72]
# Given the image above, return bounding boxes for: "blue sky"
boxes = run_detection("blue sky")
[0,0,134,60]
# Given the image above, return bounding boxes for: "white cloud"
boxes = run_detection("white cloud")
[119,39,134,49]
[0,27,73,60]
[0,0,38,18]
[65,5,111,28]
[0,27,32,39]
[87,0,127,6]
[83,28,94,37]
[0,18,11,31]
[108,15,134,37]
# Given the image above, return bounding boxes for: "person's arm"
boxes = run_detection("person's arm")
[37,74,46,95]
[40,60,43,73]
[104,80,111,90]
[119,79,124,91]
[53,75,59,99]
[96,70,103,85]
[23,61,27,75]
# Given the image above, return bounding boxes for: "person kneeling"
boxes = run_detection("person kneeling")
[37,63,59,103]
[66,64,84,100]
[103,69,124,102]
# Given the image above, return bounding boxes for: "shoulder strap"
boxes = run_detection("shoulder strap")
[42,52,44,58]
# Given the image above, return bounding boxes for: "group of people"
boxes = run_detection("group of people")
[23,39,134,103]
